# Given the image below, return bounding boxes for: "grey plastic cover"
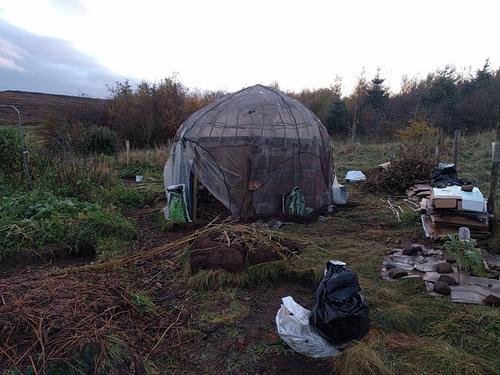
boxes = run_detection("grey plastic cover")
[164,85,334,220]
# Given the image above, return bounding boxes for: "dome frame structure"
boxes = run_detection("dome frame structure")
[164,85,334,220]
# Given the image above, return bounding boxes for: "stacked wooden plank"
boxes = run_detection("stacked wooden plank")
[421,186,490,240]
[406,183,432,212]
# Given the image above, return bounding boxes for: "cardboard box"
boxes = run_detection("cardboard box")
[433,198,458,209]
[432,186,486,213]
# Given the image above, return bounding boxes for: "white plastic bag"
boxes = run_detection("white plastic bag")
[332,175,348,205]
[345,170,366,182]
[275,296,340,358]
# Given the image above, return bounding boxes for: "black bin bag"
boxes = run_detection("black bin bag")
[309,260,369,347]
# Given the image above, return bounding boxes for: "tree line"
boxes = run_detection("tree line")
[50,61,500,147]
[292,60,500,141]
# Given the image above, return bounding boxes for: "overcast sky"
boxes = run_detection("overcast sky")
[0,0,499,98]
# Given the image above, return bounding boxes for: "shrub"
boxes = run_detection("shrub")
[42,153,112,200]
[82,126,118,155]
[398,120,437,150]
[0,127,22,176]
[0,190,135,258]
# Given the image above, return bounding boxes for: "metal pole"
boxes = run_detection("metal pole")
[0,104,33,189]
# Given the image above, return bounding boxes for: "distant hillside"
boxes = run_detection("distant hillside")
[0,90,109,125]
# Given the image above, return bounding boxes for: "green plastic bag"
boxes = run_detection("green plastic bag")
[166,185,191,222]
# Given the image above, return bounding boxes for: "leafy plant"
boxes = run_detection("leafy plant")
[98,184,149,209]
[444,234,485,282]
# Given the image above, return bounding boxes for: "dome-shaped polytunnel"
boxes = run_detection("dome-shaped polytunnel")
[164,84,334,220]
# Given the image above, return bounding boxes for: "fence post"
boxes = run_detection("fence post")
[434,127,442,159]
[452,129,460,168]
[125,140,130,167]
[488,127,500,216]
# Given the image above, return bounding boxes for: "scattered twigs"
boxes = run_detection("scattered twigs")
[402,199,420,212]
[145,306,184,361]
[0,272,189,373]
[381,198,401,222]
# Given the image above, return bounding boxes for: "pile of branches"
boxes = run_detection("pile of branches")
[364,146,436,194]
[0,271,187,374]
[67,221,325,275]
[212,222,305,259]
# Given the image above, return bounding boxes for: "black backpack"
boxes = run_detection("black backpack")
[309,261,370,347]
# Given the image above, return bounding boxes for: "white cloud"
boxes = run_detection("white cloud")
[0,37,27,72]
[0,55,25,72]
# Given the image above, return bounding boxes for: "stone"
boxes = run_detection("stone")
[433,282,451,295]
[402,245,422,256]
[388,268,408,279]
[436,262,453,274]
[486,271,500,280]
[444,256,456,264]
[437,274,458,285]
[483,294,500,306]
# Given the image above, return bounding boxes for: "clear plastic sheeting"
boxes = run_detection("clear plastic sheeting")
[164,85,334,220]
[345,170,366,182]
[276,296,340,358]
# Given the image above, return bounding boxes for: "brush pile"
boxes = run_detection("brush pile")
[0,271,188,374]
[364,147,436,194]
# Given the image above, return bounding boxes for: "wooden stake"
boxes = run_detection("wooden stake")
[452,129,460,168]
[434,127,442,159]
[487,127,500,215]
[125,140,130,167]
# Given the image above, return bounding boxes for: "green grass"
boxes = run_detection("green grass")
[179,134,500,373]
[318,135,500,374]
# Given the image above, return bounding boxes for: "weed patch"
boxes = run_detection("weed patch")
[0,190,135,258]
[130,291,158,316]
